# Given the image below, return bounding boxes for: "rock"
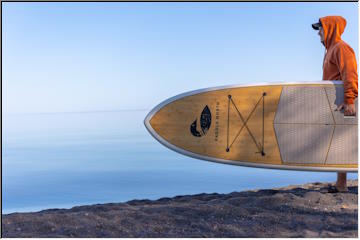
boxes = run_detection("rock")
[2,180,358,238]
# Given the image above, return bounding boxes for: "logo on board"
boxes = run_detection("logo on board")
[190,105,212,137]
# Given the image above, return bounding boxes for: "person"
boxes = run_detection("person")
[312,16,358,192]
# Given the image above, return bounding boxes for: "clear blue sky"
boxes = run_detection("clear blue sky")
[3,2,358,114]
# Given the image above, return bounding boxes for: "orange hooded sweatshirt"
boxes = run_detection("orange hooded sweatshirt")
[320,16,358,104]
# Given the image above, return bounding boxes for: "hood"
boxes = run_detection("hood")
[319,16,347,49]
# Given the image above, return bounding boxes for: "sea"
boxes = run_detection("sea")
[2,110,358,214]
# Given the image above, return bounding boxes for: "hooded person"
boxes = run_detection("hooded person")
[312,16,358,192]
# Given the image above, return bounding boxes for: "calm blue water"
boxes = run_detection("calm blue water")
[3,110,358,214]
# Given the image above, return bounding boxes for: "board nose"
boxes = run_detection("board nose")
[144,108,155,134]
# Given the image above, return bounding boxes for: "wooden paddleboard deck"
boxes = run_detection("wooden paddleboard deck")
[145,81,358,172]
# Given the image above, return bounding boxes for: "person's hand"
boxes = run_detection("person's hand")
[336,103,356,116]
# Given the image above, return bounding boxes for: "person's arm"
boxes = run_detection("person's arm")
[335,44,358,115]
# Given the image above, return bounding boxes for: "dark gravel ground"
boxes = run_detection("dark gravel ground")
[2,180,357,238]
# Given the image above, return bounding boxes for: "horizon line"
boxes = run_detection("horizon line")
[4,108,150,116]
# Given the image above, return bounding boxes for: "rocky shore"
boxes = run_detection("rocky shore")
[2,180,358,238]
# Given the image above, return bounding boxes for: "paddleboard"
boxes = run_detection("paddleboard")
[144,81,358,172]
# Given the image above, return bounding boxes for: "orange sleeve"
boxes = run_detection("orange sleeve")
[335,44,358,104]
